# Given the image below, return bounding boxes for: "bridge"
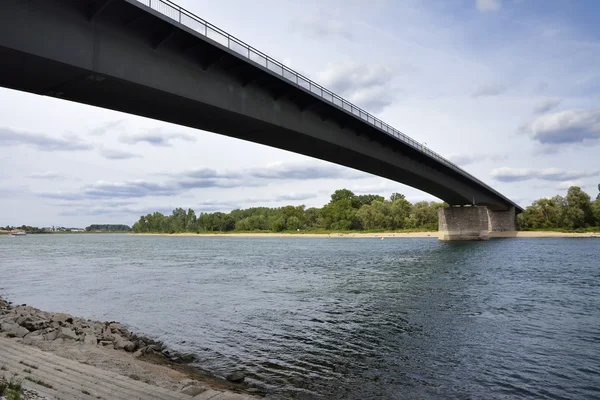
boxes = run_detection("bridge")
[0,0,521,240]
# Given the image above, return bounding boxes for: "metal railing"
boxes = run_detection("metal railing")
[132,0,505,201]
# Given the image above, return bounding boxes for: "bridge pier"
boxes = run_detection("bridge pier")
[438,206,517,240]
[438,206,490,241]
[487,206,516,232]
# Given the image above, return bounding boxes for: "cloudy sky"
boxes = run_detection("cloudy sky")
[2,0,600,227]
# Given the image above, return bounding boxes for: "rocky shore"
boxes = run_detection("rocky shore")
[0,296,262,398]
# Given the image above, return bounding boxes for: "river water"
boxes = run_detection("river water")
[0,234,599,399]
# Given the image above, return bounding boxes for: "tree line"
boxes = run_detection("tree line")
[132,189,444,233]
[517,186,600,230]
[133,186,600,234]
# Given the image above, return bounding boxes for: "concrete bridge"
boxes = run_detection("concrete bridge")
[0,0,521,240]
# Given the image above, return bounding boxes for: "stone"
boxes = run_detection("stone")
[21,318,49,331]
[179,379,197,387]
[99,340,113,347]
[24,330,42,339]
[133,349,143,358]
[44,330,59,341]
[180,353,195,363]
[57,327,78,340]
[113,338,126,350]
[108,322,121,332]
[8,324,29,338]
[83,333,97,346]
[124,341,136,352]
[51,313,72,323]
[225,371,246,383]
[181,385,208,396]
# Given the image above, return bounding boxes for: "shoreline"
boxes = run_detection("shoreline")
[130,231,600,238]
[0,296,262,399]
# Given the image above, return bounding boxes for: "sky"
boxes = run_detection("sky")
[2,0,600,227]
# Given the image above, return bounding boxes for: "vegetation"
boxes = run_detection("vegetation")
[85,224,131,232]
[133,189,445,233]
[0,375,22,400]
[23,376,53,389]
[133,186,600,234]
[517,186,600,230]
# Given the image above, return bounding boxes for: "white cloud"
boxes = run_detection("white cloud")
[524,109,600,145]
[491,167,600,182]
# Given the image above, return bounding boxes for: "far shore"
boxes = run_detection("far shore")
[130,231,600,238]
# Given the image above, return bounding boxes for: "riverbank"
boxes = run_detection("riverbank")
[0,297,262,399]
[131,231,600,238]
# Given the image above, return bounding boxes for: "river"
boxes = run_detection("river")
[1,234,598,399]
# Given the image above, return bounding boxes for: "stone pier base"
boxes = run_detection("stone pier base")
[438,206,490,241]
[488,206,516,232]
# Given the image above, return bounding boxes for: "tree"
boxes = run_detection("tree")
[591,200,600,227]
[565,186,593,227]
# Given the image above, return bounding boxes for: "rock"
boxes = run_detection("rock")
[83,333,97,346]
[180,353,195,363]
[180,385,208,396]
[21,318,49,331]
[99,340,113,347]
[24,330,42,339]
[44,329,59,341]
[57,327,78,341]
[179,379,197,387]
[108,322,121,333]
[124,341,136,352]
[246,388,263,394]
[0,322,16,332]
[226,371,246,383]
[133,349,143,358]
[51,313,72,323]
[5,323,30,338]
[113,338,126,350]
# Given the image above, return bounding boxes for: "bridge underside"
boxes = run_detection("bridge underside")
[0,0,518,213]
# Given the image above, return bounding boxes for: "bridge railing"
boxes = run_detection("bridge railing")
[134,0,494,193]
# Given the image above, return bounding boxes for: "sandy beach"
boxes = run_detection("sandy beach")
[131,231,600,238]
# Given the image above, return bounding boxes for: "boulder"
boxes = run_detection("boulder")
[108,322,121,333]
[83,333,97,346]
[44,329,59,341]
[51,313,72,323]
[2,323,29,338]
[21,318,49,331]
[57,327,78,341]
[24,330,43,339]
[133,349,143,358]
[180,385,208,396]
[182,353,195,363]
[124,341,136,352]
[226,371,246,383]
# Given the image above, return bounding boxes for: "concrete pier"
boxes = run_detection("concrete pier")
[438,206,490,241]
[488,206,516,232]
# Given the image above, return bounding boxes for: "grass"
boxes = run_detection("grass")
[0,375,23,400]
[18,361,38,370]
[24,376,53,389]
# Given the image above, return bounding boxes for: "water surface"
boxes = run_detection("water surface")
[1,234,599,399]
